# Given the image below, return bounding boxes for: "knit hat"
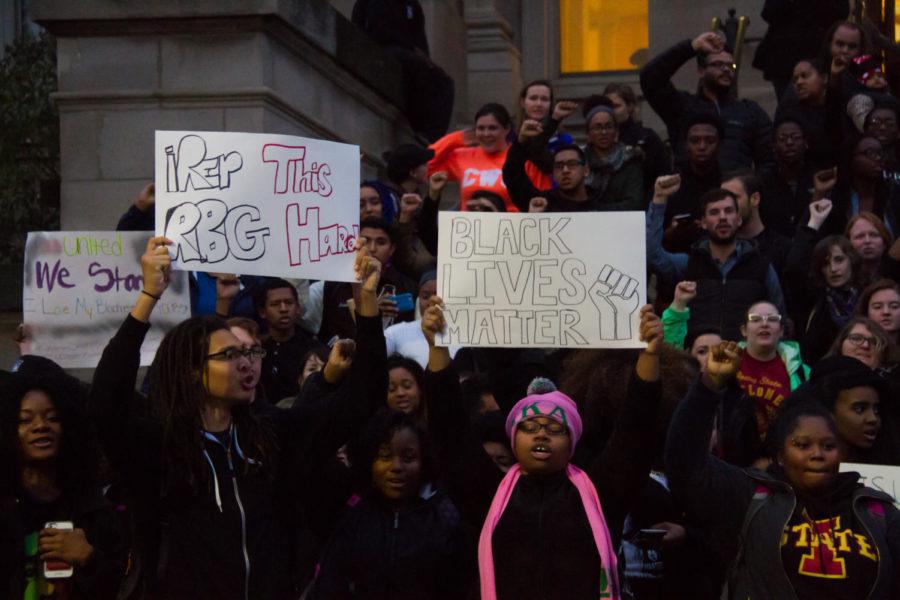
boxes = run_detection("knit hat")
[850,54,883,85]
[505,390,583,454]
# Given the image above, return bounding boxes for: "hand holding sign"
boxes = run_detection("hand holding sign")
[421,295,451,371]
[141,236,173,298]
[588,265,640,341]
[421,295,446,347]
[639,305,663,354]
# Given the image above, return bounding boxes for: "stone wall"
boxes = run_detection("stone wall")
[31,0,417,229]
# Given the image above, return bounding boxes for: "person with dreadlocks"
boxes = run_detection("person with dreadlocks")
[88,236,387,600]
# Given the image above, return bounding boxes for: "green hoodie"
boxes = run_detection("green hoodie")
[662,305,810,390]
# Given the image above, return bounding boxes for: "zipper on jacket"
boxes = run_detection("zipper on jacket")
[227,447,251,600]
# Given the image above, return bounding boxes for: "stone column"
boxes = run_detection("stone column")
[464,0,522,117]
[30,0,414,229]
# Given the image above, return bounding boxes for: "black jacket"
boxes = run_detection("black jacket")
[310,490,467,600]
[684,240,771,341]
[425,364,662,599]
[666,379,900,599]
[88,313,386,599]
[0,489,127,600]
[641,39,774,172]
[502,140,640,213]
[752,0,849,82]
[759,162,815,237]
[618,117,671,199]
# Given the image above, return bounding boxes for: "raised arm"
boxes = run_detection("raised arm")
[664,342,755,552]
[503,120,545,212]
[88,236,171,478]
[587,306,663,544]
[639,38,696,130]
[662,280,696,349]
[646,174,689,284]
[421,296,504,526]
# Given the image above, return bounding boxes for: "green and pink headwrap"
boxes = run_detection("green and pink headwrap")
[479,389,621,600]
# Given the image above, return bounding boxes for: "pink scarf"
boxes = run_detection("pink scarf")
[477,463,621,600]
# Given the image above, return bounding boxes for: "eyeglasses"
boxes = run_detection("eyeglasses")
[846,333,881,348]
[588,123,616,133]
[747,313,782,324]
[869,118,897,128]
[855,148,885,160]
[205,346,267,362]
[553,159,584,170]
[707,61,737,71]
[517,420,568,436]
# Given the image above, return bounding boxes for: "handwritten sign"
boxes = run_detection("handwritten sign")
[435,212,646,348]
[22,231,190,368]
[841,462,900,508]
[154,131,359,282]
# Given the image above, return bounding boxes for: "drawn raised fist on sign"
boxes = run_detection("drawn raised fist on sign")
[588,265,640,341]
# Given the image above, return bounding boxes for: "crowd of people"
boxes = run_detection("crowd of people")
[4,4,900,600]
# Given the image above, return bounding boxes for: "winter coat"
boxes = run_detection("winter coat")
[310,490,467,600]
[640,39,773,172]
[88,313,386,599]
[666,379,900,599]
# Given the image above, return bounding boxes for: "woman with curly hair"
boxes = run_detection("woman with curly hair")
[1,370,126,599]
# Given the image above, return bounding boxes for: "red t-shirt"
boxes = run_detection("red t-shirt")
[737,349,791,436]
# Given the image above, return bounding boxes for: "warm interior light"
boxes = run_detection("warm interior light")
[559,0,649,73]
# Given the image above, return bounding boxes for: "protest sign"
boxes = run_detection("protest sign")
[436,212,646,348]
[21,231,190,368]
[155,131,359,282]
[841,463,900,508]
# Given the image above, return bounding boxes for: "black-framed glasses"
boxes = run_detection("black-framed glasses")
[553,159,584,171]
[846,333,881,348]
[748,313,782,324]
[517,420,567,436]
[206,346,266,362]
[707,61,736,71]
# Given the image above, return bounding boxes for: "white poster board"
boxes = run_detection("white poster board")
[22,231,191,368]
[154,131,359,282]
[841,462,900,508]
[436,212,647,348]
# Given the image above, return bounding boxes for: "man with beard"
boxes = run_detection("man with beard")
[640,31,773,172]
[647,175,785,340]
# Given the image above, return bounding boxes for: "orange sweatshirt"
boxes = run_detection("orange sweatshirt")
[427,130,552,212]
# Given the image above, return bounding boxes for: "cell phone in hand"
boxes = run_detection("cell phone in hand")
[43,521,74,579]
[673,213,693,224]
[392,292,415,313]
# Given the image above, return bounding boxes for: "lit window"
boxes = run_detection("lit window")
[559,0,649,73]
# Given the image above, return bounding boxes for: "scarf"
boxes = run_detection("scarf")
[477,463,621,600]
[824,286,859,327]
